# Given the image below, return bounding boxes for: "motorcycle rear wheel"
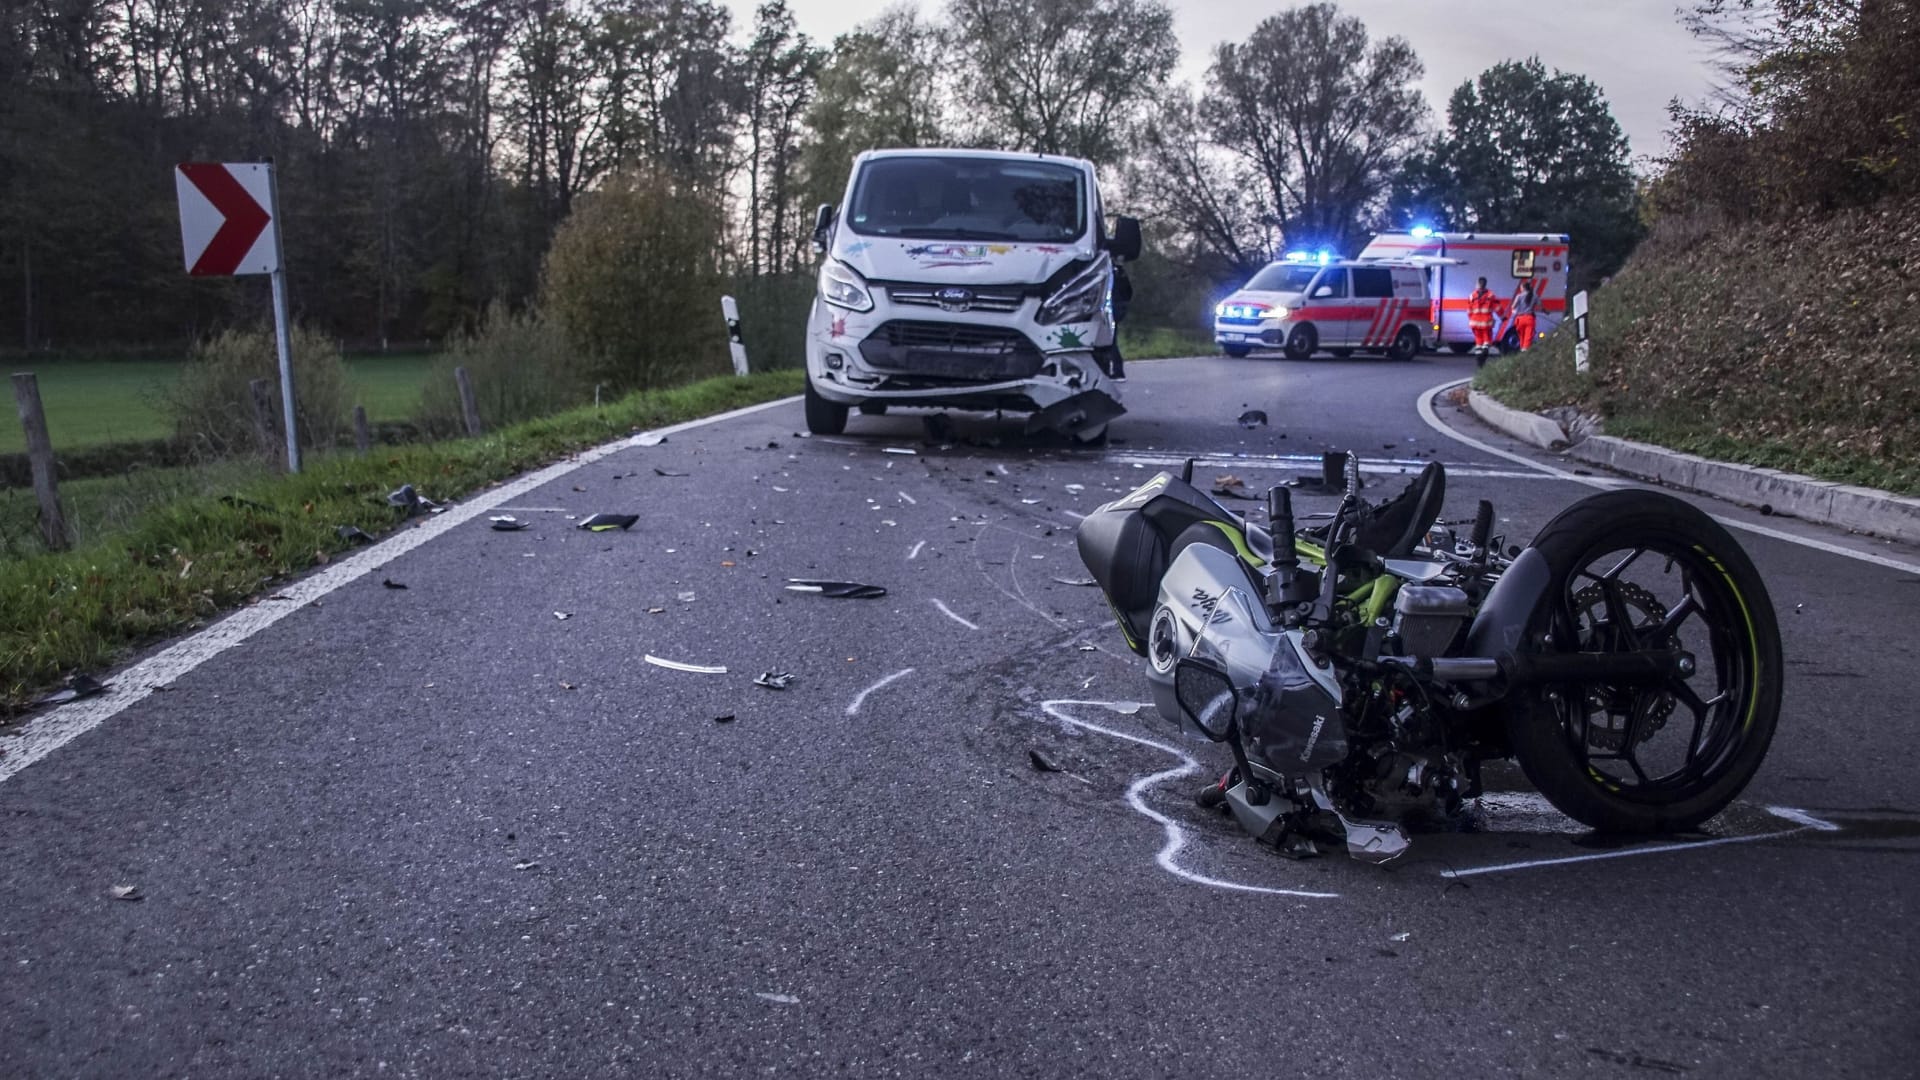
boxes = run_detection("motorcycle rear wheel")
[1504,490,1782,833]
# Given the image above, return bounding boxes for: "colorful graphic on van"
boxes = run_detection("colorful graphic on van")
[901,242,1016,269]
[1050,327,1087,349]
[844,241,872,256]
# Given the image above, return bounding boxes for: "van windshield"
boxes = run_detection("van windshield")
[846,156,1085,243]
[1244,264,1321,293]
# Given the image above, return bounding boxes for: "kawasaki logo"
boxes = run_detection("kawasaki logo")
[1301,716,1326,762]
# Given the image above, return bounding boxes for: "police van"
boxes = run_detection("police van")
[1212,254,1432,360]
[1358,230,1571,353]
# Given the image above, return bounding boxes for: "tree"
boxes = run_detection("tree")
[798,7,948,213]
[743,1,822,274]
[1203,3,1426,251]
[1126,88,1274,279]
[1389,58,1640,286]
[944,0,1178,167]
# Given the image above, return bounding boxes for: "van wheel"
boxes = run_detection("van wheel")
[1284,325,1318,361]
[1222,344,1252,358]
[805,378,849,435]
[1500,329,1521,352]
[857,401,888,416]
[1386,326,1422,362]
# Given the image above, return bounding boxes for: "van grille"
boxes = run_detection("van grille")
[887,287,1025,313]
[858,321,1044,381]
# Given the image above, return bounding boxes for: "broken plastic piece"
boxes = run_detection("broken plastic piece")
[1028,749,1065,773]
[636,432,668,446]
[554,611,571,620]
[577,513,639,532]
[491,519,531,531]
[1050,576,1097,587]
[1211,475,1259,500]
[714,714,736,724]
[754,671,794,690]
[386,483,440,514]
[39,673,109,706]
[108,884,142,902]
[653,467,689,477]
[883,447,917,456]
[336,525,375,545]
[785,579,888,599]
[643,654,727,674]
[1238,409,1269,428]
[382,578,407,589]
[1023,388,1125,437]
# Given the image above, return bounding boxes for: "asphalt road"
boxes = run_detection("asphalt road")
[2,352,1915,1079]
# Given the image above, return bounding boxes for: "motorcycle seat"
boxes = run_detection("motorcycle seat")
[1296,461,1448,559]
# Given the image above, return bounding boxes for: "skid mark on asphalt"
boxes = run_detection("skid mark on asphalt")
[846,668,915,716]
[1040,700,1341,900]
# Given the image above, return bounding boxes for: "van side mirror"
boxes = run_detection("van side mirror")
[1108,216,1143,261]
[811,204,835,254]
[1313,285,1334,298]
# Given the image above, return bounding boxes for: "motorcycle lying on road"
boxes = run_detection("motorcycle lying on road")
[1076,455,1782,863]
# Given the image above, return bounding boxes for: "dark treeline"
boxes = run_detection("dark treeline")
[0,0,1646,353]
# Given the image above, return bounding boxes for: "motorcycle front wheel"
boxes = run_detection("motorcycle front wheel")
[1504,489,1782,833]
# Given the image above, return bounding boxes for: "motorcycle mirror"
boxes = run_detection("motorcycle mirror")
[1174,657,1237,742]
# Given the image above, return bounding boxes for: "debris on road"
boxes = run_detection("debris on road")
[1028,749,1064,773]
[653,466,689,477]
[677,591,697,603]
[785,579,888,599]
[1078,644,1097,652]
[1050,576,1097,587]
[756,993,799,1005]
[1389,931,1411,942]
[577,513,639,532]
[644,654,728,674]
[107,884,142,902]
[382,578,407,589]
[754,671,795,690]
[1023,388,1125,437]
[636,432,668,446]
[553,612,571,620]
[490,517,531,531]
[1064,483,1085,494]
[1238,409,1269,428]
[336,525,375,545]
[883,446,918,456]
[39,673,109,706]
[386,483,440,515]
[514,861,540,872]
[714,714,736,724]
[1211,475,1259,500]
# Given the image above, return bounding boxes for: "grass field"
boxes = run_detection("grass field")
[0,354,436,454]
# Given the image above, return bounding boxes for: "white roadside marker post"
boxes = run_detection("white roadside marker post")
[721,295,749,376]
[1572,290,1591,375]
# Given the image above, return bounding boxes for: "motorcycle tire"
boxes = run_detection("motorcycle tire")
[1504,489,1782,834]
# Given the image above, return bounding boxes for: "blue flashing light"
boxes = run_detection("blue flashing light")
[1283,250,1311,261]
[1316,250,1332,264]
[1410,224,1434,239]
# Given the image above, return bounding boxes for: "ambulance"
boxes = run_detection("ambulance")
[1358,230,1571,353]
[1211,253,1433,361]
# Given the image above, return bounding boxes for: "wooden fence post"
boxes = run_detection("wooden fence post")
[353,405,371,453]
[10,372,71,550]
[248,378,279,461]
[455,366,483,436]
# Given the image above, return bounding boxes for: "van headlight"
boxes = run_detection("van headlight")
[1038,254,1112,325]
[818,260,873,312]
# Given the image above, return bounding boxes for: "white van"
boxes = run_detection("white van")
[1212,255,1431,361]
[1359,231,1571,352]
[804,149,1140,443]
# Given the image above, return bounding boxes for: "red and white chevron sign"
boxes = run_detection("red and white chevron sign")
[174,163,279,276]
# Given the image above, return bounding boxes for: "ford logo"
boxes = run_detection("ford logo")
[936,287,975,312]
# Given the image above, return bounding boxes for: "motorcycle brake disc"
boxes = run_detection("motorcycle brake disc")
[1571,581,1677,751]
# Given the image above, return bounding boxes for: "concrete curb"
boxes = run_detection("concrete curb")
[1468,389,1568,450]
[1468,388,1920,545]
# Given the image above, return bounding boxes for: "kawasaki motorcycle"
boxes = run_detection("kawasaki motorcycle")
[1076,455,1782,863]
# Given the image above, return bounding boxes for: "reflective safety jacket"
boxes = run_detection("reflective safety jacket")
[1467,287,1498,330]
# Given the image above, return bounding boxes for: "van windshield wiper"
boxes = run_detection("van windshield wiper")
[891,227,1026,241]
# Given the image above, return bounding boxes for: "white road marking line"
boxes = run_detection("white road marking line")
[0,394,803,786]
[1041,701,1340,899]
[897,491,917,505]
[1107,451,1551,481]
[1417,378,1920,576]
[931,599,979,630]
[1766,805,1845,832]
[1436,808,1837,879]
[490,506,574,513]
[846,668,915,717]
[907,540,927,560]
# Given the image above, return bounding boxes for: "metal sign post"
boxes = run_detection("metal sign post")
[720,295,749,376]
[175,161,298,471]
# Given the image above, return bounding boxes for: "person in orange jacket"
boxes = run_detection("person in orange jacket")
[1467,277,1498,353]
[1511,278,1540,350]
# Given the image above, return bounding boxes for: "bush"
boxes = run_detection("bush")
[414,303,587,437]
[542,168,731,391]
[725,271,815,370]
[164,325,350,457]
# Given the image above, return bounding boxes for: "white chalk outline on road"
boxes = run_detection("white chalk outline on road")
[846,668,915,717]
[0,394,803,786]
[1437,805,1838,879]
[931,599,980,631]
[1041,700,1341,900]
[1417,378,1920,576]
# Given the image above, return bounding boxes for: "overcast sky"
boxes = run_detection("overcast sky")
[723,0,1722,161]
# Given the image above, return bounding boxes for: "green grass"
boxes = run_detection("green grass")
[1,354,437,454]
[1120,326,1216,359]
[0,369,803,715]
